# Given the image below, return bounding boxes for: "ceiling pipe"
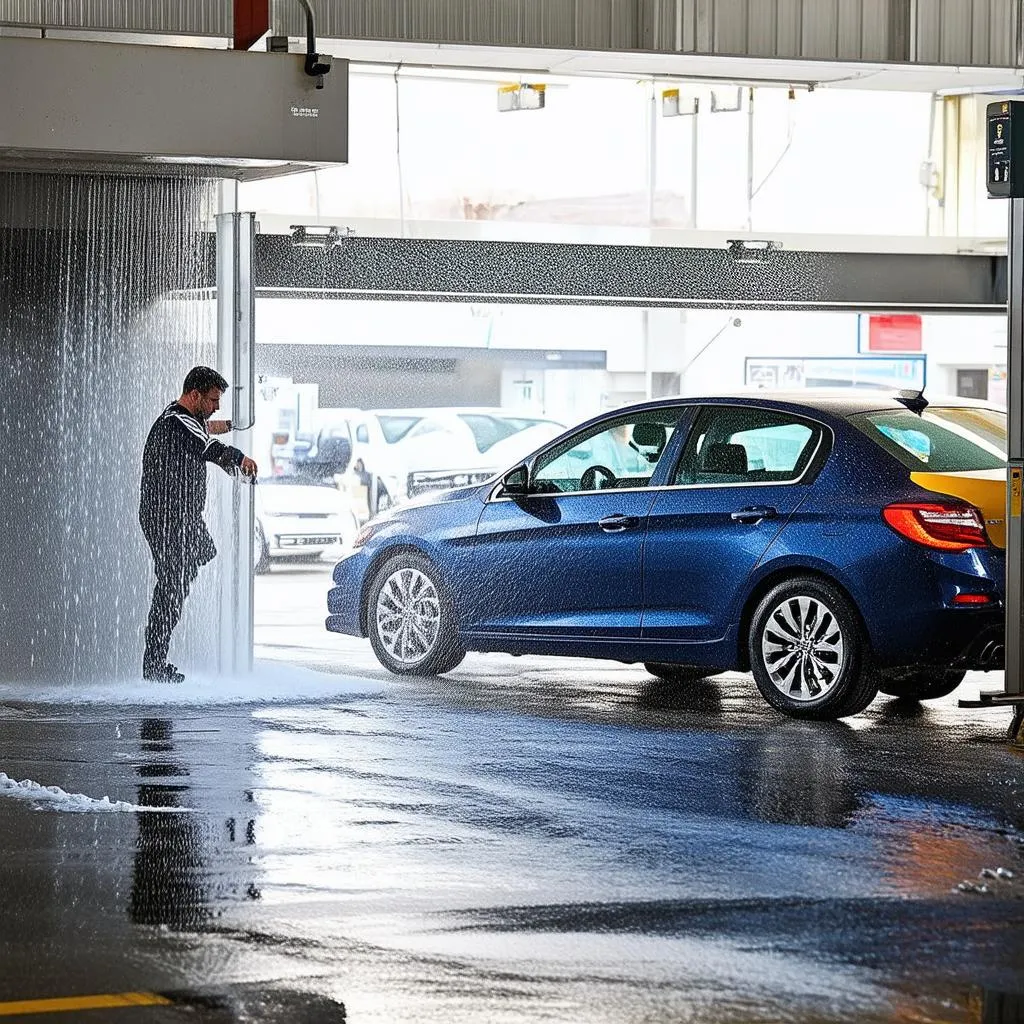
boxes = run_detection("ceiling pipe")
[294,0,333,88]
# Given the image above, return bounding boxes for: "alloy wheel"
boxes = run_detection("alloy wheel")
[375,567,441,665]
[760,595,845,702]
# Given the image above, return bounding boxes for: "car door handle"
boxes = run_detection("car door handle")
[598,514,640,533]
[730,506,778,524]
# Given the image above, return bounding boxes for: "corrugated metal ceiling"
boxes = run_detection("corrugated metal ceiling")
[0,0,1020,67]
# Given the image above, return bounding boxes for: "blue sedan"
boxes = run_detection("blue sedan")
[327,391,1007,720]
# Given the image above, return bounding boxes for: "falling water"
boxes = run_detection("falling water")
[0,172,220,682]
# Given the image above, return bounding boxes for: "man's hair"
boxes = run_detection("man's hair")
[182,366,229,395]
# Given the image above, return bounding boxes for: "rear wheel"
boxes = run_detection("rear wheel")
[879,670,966,701]
[366,552,465,676]
[644,663,720,685]
[748,576,878,720]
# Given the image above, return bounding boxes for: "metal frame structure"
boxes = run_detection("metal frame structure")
[216,210,257,677]
[249,235,1006,313]
[956,100,1024,742]
[968,196,1024,742]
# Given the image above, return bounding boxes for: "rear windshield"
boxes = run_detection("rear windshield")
[850,407,1006,472]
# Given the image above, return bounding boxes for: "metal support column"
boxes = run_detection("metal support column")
[1005,197,1024,740]
[958,99,1024,740]
[216,210,256,676]
[965,195,1024,741]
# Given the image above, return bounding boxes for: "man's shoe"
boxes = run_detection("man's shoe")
[143,663,185,684]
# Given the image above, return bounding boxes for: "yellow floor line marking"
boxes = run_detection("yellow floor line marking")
[0,992,172,1016]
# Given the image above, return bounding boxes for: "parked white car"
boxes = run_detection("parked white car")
[253,478,360,573]
[346,408,566,519]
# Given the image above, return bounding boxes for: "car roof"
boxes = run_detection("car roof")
[628,389,1002,418]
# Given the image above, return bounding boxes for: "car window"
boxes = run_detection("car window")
[503,416,563,431]
[458,414,520,453]
[850,407,1006,472]
[377,416,423,444]
[407,419,446,439]
[355,424,369,444]
[532,411,681,494]
[674,406,823,486]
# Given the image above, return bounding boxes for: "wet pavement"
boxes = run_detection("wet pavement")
[0,563,1021,1022]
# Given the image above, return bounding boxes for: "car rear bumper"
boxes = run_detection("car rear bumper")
[952,619,1005,670]
[848,534,1005,670]
[871,602,1004,671]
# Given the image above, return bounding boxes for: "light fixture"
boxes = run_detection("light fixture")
[497,83,546,112]
[290,224,354,249]
[727,239,780,265]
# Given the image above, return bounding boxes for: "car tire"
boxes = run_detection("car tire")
[644,663,720,684]
[366,552,465,676]
[375,481,393,515]
[253,520,270,575]
[748,576,879,721]
[879,670,966,702]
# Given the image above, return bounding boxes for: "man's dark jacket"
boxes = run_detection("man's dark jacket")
[139,402,245,563]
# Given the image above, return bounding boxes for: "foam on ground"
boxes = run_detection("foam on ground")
[0,659,386,708]
[0,772,191,812]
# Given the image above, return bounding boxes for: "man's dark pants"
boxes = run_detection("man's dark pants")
[143,531,215,676]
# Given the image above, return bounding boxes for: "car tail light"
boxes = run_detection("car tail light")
[953,593,992,605]
[883,503,989,552]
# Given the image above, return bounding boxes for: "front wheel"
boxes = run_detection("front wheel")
[748,577,878,720]
[879,670,966,701]
[366,552,465,676]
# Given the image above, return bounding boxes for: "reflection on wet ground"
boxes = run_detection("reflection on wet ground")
[0,568,1019,1021]
[0,666,1021,1023]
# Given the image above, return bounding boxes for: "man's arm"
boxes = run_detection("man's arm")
[169,411,245,472]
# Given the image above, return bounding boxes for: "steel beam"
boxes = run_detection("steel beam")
[251,235,1005,312]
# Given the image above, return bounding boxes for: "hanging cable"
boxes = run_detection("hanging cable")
[680,316,741,377]
[749,89,797,203]
[395,63,406,238]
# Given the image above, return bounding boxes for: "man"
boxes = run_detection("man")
[139,366,258,683]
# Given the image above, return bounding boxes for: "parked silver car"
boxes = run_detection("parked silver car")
[253,478,359,573]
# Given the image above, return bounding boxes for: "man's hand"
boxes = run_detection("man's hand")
[207,419,232,435]
[240,456,258,478]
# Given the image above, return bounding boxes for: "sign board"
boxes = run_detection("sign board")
[987,100,1024,198]
[865,314,922,352]
[745,356,926,392]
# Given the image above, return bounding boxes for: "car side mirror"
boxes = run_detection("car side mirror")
[500,464,530,498]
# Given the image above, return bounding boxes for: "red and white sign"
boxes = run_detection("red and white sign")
[866,314,923,352]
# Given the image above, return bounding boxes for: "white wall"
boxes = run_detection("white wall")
[241,75,937,240]
[256,298,1008,423]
